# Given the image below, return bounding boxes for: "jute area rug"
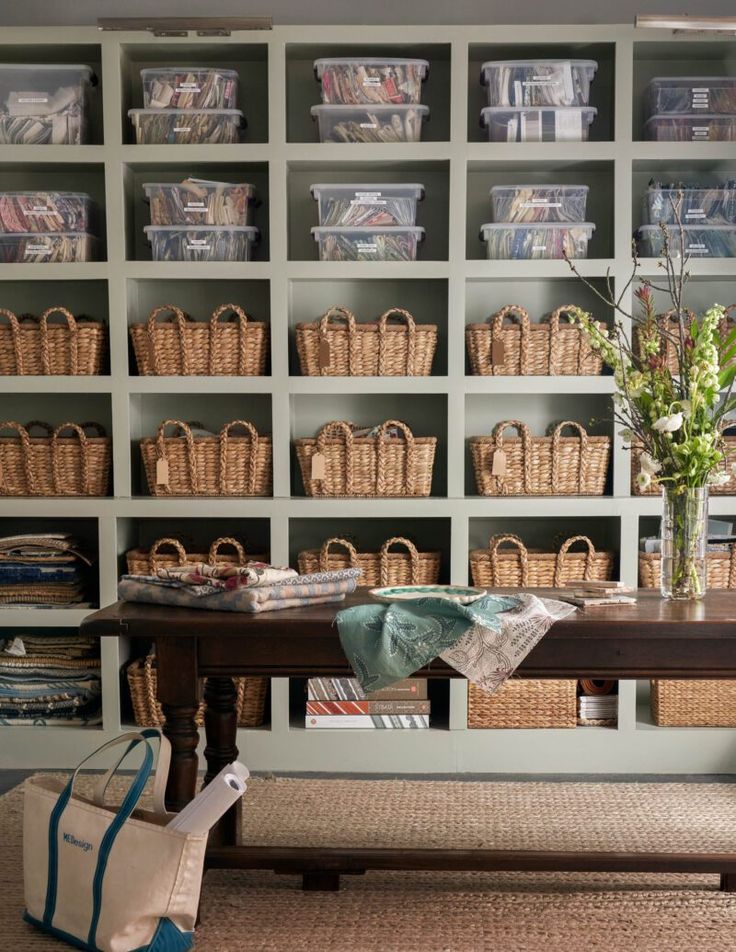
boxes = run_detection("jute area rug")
[3,775,736,951]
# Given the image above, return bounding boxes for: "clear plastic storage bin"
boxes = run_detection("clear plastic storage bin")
[0,64,95,145]
[143,180,256,226]
[490,184,589,223]
[644,185,736,225]
[141,67,238,109]
[647,77,736,115]
[144,224,259,262]
[0,192,94,233]
[311,103,428,142]
[637,225,736,258]
[481,60,598,107]
[310,183,424,227]
[129,108,244,144]
[645,114,736,142]
[314,58,429,105]
[311,225,424,261]
[481,106,597,142]
[481,222,595,260]
[0,232,95,263]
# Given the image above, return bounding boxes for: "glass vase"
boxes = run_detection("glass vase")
[660,487,708,600]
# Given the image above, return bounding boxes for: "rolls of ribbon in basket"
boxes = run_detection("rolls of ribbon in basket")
[579,679,616,696]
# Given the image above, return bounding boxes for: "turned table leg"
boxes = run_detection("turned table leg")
[156,637,200,814]
[203,675,241,847]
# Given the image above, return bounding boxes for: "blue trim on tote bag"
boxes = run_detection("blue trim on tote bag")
[25,912,193,952]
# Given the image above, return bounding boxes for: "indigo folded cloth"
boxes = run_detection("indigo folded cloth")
[118,569,360,613]
[337,593,575,694]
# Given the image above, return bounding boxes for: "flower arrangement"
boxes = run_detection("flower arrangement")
[564,195,736,598]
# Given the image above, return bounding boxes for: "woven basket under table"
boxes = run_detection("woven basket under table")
[0,306,106,376]
[466,304,603,377]
[298,536,441,587]
[468,679,578,729]
[0,420,111,496]
[296,305,437,377]
[130,303,268,376]
[126,535,269,575]
[127,655,267,729]
[296,419,436,497]
[470,533,614,588]
[470,419,610,496]
[140,419,272,496]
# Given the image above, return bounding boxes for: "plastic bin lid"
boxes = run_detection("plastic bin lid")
[310,183,424,200]
[140,66,239,77]
[311,103,429,116]
[0,63,94,75]
[0,190,93,199]
[481,105,597,126]
[128,108,244,117]
[314,57,429,75]
[645,113,736,123]
[0,231,95,238]
[637,224,736,231]
[142,179,256,193]
[144,225,259,234]
[481,58,597,77]
[489,184,589,194]
[648,76,736,85]
[480,221,596,235]
[311,225,425,238]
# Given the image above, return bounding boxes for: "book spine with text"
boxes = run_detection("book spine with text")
[307,677,428,701]
[306,700,431,716]
[305,714,430,729]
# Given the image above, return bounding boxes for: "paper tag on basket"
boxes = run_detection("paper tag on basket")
[318,338,332,369]
[491,449,507,476]
[156,458,170,487]
[311,452,326,480]
[491,339,506,365]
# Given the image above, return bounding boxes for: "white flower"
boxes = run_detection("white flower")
[652,412,684,434]
[679,400,692,418]
[640,452,662,475]
[636,471,652,490]
[708,471,731,487]
[619,427,634,443]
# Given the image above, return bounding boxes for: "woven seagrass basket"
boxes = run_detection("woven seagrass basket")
[298,536,441,587]
[640,544,736,726]
[466,305,604,377]
[470,533,614,588]
[140,419,272,496]
[126,536,269,576]
[0,306,106,376]
[470,419,610,496]
[295,419,436,497]
[130,303,268,376]
[468,679,578,729]
[0,420,111,496]
[127,654,267,729]
[296,305,437,377]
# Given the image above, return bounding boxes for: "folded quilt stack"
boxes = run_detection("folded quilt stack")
[0,532,93,606]
[0,631,101,725]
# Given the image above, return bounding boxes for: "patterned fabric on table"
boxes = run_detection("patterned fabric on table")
[156,561,296,590]
[336,593,575,694]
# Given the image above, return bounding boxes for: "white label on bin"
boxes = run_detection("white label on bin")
[24,205,60,216]
[526,78,559,86]
[25,244,52,255]
[359,122,378,128]
[176,83,201,92]
[685,209,706,219]
[19,95,48,103]
[532,244,547,251]
[691,126,710,139]
[184,202,207,211]
[363,77,381,86]
[520,200,561,208]
[174,125,192,133]
[186,240,211,249]
[351,195,386,206]
[356,241,378,252]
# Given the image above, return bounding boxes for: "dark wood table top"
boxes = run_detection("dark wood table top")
[81,589,736,680]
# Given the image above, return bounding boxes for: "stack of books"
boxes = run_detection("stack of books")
[578,694,617,721]
[305,677,429,729]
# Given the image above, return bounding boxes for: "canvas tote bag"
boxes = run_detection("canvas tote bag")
[24,729,208,952]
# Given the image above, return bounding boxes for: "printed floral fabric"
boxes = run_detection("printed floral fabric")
[126,567,360,599]
[156,561,296,589]
[337,593,575,694]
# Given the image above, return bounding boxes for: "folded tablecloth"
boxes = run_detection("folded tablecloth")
[337,593,575,694]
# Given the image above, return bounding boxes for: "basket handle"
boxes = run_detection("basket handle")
[156,419,198,495]
[208,536,247,565]
[491,305,530,375]
[548,305,584,374]
[25,420,54,437]
[209,303,250,375]
[146,305,190,376]
[376,419,416,496]
[492,419,532,495]
[219,420,260,495]
[148,537,188,567]
[0,308,23,374]
[0,421,35,495]
[318,306,357,376]
[77,421,107,438]
[377,307,417,375]
[380,536,420,585]
[551,420,589,494]
[319,536,359,570]
[554,534,597,587]
[39,306,79,375]
[314,421,355,495]
[729,543,736,589]
[489,533,529,587]
[52,422,90,495]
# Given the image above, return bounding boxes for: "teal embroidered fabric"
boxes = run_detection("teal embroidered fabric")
[336,594,519,692]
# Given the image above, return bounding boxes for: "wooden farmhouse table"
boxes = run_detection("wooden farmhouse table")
[82,588,736,892]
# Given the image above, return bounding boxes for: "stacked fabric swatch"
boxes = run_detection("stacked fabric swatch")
[0,533,93,607]
[0,632,101,725]
[119,561,361,613]
[306,677,430,729]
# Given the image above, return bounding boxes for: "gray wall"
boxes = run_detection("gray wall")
[0,0,733,26]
